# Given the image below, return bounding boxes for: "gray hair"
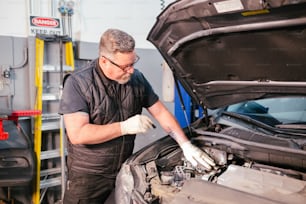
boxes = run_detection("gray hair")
[99,28,135,57]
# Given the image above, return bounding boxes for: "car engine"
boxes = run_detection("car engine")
[144,134,306,204]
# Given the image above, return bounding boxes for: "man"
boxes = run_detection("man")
[59,28,215,203]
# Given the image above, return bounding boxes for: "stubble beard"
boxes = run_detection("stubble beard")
[117,73,132,84]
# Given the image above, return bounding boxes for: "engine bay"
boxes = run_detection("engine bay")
[144,138,306,204]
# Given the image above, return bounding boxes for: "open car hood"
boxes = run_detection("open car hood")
[147,0,306,109]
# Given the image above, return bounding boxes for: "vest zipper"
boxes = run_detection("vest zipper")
[116,85,125,171]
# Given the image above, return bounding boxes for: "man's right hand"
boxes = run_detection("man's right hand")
[120,114,155,135]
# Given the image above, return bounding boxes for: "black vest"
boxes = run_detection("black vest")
[64,59,156,176]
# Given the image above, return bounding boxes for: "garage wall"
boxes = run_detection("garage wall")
[0,1,28,37]
[0,0,175,49]
[0,36,32,111]
[0,0,178,152]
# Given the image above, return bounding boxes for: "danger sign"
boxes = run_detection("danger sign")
[29,16,62,36]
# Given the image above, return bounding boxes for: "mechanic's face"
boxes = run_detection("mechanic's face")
[100,52,139,84]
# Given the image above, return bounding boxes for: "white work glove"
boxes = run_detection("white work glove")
[120,114,155,135]
[181,141,215,171]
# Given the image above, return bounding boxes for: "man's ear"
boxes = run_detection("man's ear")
[99,56,108,65]
[99,56,104,63]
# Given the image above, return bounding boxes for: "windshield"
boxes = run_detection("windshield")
[225,97,306,127]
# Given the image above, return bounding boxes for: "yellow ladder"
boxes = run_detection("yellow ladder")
[33,34,74,204]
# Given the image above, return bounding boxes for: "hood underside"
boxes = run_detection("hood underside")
[147,0,306,109]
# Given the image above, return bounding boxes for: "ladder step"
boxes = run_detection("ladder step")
[41,149,68,160]
[40,167,61,177]
[41,113,61,131]
[42,93,59,101]
[40,177,62,189]
[42,113,61,120]
[41,149,60,160]
[41,121,60,131]
[43,64,74,72]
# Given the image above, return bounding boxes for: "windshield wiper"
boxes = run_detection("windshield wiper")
[275,123,306,130]
[221,111,306,137]
[222,111,273,130]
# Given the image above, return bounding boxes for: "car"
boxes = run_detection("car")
[115,0,306,203]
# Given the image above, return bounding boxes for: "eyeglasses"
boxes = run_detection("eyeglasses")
[103,55,140,72]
